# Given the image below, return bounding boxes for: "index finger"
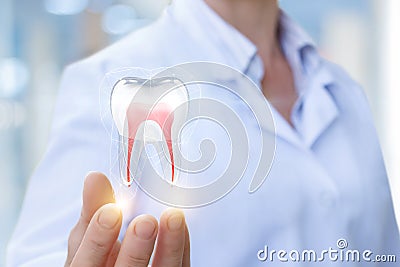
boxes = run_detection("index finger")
[66,172,115,265]
[152,209,187,267]
[70,203,122,267]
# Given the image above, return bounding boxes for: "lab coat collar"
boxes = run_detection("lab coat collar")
[169,0,321,82]
[269,64,337,149]
[169,0,325,76]
[279,11,317,65]
[268,13,339,149]
[169,0,339,149]
[169,0,258,72]
[264,31,338,148]
[293,64,338,148]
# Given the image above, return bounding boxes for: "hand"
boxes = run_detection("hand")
[65,172,190,267]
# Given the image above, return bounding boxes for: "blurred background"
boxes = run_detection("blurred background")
[0,0,399,265]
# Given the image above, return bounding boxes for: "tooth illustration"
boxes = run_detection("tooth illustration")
[111,77,189,186]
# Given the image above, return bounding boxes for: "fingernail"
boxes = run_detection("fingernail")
[167,211,184,231]
[98,204,121,229]
[134,217,156,240]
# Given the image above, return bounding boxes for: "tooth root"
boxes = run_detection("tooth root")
[126,137,145,186]
[140,104,175,182]
[158,108,175,182]
[125,103,150,186]
[166,140,175,182]
[150,132,175,183]
[147,103,175,182]
[127,138,134,185]
[125,105,176,184]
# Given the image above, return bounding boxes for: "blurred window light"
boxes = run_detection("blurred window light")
[126,0,171,19]
[44,0,89,15]
[0,101,13,130]
[102,4,147,35]
[0,100,26,130]
[0,58,29,98]
[87,0,113,14]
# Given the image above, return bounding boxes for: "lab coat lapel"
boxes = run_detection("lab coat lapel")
[293,64,338,148]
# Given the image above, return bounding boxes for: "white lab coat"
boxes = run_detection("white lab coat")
[7,0,400,266]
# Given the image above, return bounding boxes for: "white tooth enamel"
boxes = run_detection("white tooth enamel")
[125,121,170,184]
[111,79,137,138]
[111,77,189,185]
[111,79,189,138]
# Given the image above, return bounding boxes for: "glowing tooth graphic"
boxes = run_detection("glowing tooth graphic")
[111,77,189,186]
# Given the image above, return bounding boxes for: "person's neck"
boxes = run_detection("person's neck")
[204,0,281,62]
